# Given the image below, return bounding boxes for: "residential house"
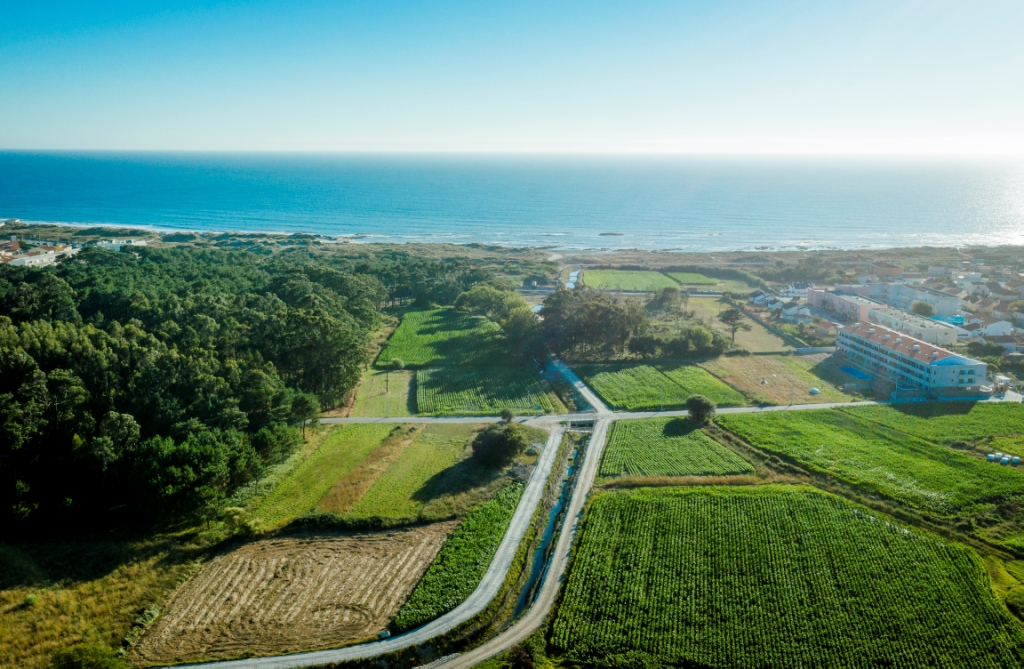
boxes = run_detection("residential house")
[777,282,813,299]
[984,335,1018,353]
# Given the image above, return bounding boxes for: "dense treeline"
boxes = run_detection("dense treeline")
[0,247,400,533]
[539,286,728,360]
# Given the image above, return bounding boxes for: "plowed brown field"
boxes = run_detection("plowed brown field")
[132,523,456,665]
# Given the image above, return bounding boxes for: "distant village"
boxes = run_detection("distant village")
[0,219,147,267]
[747,259,1024,398]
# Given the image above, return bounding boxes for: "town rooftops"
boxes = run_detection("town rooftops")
[840,294,883,305]
[868,306,958,330]
[841,322,968,364]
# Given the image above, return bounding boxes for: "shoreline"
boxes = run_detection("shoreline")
[4,217,1017,255]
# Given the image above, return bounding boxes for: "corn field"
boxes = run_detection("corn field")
[551,485,1024,668]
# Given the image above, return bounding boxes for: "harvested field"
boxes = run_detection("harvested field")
[700,353,854,405]
[132,524,456,665]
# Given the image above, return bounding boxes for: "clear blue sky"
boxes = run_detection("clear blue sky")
[1,0,1022,153]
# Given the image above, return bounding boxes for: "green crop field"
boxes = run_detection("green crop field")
[375,308,507,368]
[249,424,394,528]
[351,369,414,416]
[416,366,564,415]
[718,410,1024,515]
[551,485,1024,668]
[394,482,524,632]
[344,423,504,522]
[841,403,1024,444]
[599,418,753,479]
[576,363,745,411]
[581,270,678,292]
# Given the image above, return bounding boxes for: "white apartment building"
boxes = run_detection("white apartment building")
[96,239,148,251]
[837,323,986,393]
[888,283,961,317]
[867,307,960,346]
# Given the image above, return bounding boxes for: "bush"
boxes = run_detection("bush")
[50,644,126,669]
[686,395,716,425]
[500,408,516,423]
[390,358,406,370]
[473,424,529,469]
[911,300,936,317]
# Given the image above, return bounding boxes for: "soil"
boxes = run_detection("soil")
[131,523,456,665]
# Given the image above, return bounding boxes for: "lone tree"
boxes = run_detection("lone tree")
[686,394,716,425]
[911,300,936,317]
[500,408,516,423]
[290,392,321,437]
[472,423,529,469]
[718,307,752,344]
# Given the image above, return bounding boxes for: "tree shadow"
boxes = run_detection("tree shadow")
[887,400,978,417]
[411,456,505,504]
[663,417,698,437]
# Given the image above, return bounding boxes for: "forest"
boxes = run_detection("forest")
[0,246,500,535]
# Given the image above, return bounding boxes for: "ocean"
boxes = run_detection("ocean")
[1,152,1022,252]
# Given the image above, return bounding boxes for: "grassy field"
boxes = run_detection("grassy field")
[375,308,507,368]
[599,418,754,479]
[667,272,753,293]
[416,367,564,416]
[699,353,854,405]
[665,272,718,285]
[249,424,395,528]
[841,403,1024,445]
[394,482,524,632]
[344,423,515,522]
[351,369,414,417]
[0,539,200,669]
[575,363,745,411]
[686,296,792,352]
[718,410,1024,515]
[581,269,678,292]
[550,485,1024,668]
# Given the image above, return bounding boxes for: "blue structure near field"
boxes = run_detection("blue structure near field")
[839,366,873,381]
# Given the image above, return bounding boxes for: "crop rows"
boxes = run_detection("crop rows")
[718,410,1024,515]
[551,486,1024,668]
[841,403,1024,443]
[600,418,753,479]
[416,366,560,415]
[393,482,524,632]
[576,363,745,411]
[376,308,507,368]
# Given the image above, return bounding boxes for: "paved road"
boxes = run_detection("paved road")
[436,414,612,668]
[173,426,566,669]
[322,399,882,427]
